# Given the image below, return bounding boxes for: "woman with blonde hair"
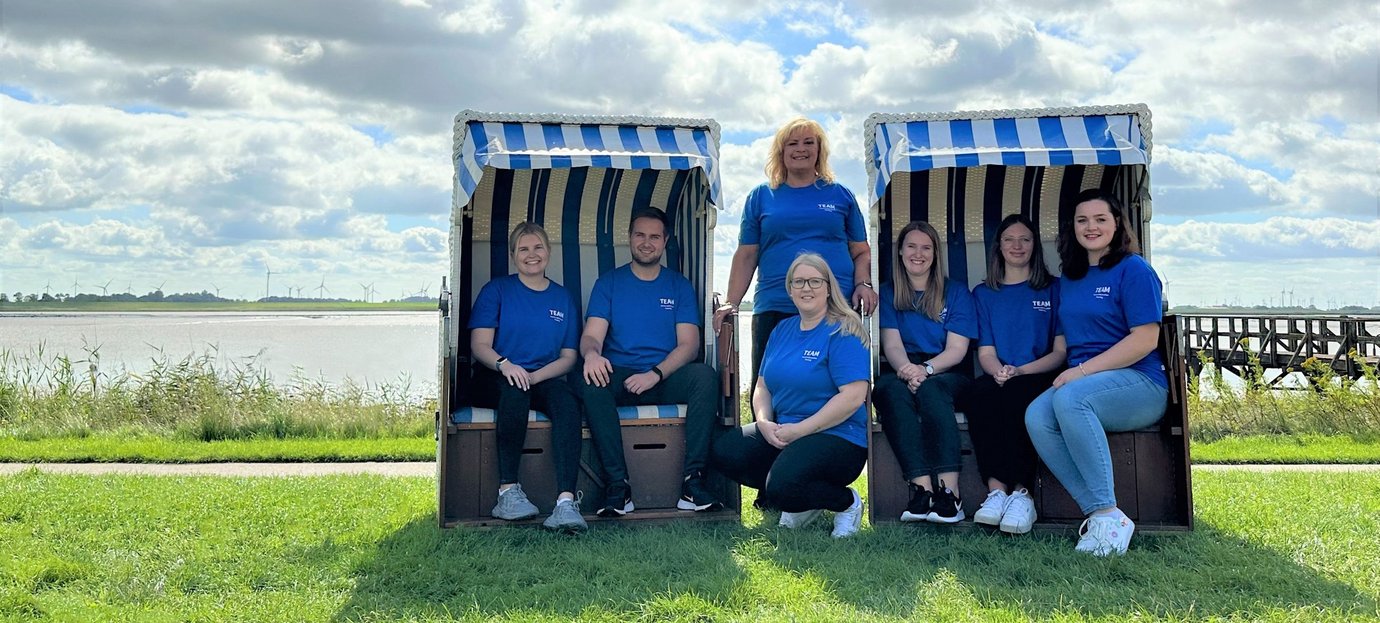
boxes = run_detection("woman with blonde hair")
[710,253,871,538]
[714,117,877,397]
[874,221,979,525]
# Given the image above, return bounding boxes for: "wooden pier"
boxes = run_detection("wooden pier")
[1179,314,1380,387]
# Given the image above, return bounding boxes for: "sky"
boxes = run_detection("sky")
[1,0,1377,308]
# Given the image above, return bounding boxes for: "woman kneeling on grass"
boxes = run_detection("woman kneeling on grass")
[1025,189,1167,556]
[873,221,979,524]
[710,253,870,538]
[962,214,1066,535]
[469,221,587,533]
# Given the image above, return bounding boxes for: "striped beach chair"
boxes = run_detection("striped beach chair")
[438,111,739,527]
[862,104,1193,531]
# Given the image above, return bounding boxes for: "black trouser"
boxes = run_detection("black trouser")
[749,310,795,400]
[471,366,581,494]
[873,355,972,482]
[958,371,1057,489]
[581,362,720,482]
[709,423,867,513]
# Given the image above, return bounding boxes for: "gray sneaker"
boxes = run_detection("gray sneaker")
[491,484,539,521]
[542,496,588,533]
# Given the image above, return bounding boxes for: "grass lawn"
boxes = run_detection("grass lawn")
[1,470,1376,622]
[3,434,1379,465]
[0,436,435,463]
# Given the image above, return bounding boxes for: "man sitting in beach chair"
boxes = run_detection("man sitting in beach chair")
[580,206,724,517]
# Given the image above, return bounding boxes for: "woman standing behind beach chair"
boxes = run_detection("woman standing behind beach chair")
[1025,189,1167,556]
[873,221,979,524]
[963,214,1066,535]
[714,117,878,397]
[469,222,587,533]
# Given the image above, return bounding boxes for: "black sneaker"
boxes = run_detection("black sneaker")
[926,480,965,523]
[677,472,724,512]
[597,480,634,517]
[900,483,932,522]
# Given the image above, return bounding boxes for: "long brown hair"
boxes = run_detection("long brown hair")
[985,214,1053,290]
[1057,189,1140,279]
[890,221,947,321]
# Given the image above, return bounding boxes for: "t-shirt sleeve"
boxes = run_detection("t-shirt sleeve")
[973,286,995,348]
[878,282,898,329]
[1051,280,1064,337]
[1121,257,1163,328]
[827,331,871,387]
[586,273,613,320]
[469,281,501,329]
[739,186,763,245]
[840,185,867,243]
[675,276,700,326]
[945,283,980,339]
[562,291,580,349]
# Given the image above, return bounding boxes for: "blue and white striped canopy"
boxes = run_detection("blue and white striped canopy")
[454,113,721,210]
[868,112,1148,206]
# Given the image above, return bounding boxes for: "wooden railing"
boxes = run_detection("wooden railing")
[1179,314,1380,387]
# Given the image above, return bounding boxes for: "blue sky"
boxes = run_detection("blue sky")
[1,0,1376,306]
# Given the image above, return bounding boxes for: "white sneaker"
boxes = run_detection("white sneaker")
[999,488,1037,535]
[778,508,823,529]
[973,489,1009,526]
[1076,513,1135,557]
[831,489,863,538]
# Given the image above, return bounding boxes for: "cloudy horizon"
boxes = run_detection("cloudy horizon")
[2,1,1377,308]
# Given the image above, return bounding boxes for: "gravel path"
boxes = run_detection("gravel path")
[0,462,1376,477]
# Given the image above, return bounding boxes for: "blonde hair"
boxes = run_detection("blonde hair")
[891,221,947,321]
[764,117,835,189]
[507,221,550,256]
[786,253,867,342]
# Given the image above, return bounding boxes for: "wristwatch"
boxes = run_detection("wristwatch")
[495,356,508,371]
[922,361,935,375]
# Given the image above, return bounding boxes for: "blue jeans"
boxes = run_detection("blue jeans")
[1024,369,1166,515]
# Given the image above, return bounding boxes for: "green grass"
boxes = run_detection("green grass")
[0,470,1376,622]
[0,436,434,463]
[1191,434,1380,464]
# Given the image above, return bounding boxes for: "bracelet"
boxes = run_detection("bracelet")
[1078,363,1088,377]
[651,365,664,379]
[859,281,874,289]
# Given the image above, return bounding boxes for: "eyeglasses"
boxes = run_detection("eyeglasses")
[1000,236,1034,247]
[789,277,827,290]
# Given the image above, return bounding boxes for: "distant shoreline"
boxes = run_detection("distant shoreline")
[0,301,435,312]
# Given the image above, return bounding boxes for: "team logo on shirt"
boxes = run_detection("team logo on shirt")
[817,203,839,212]
[1032,299,1052,313]
[802,349,821,362]
[659,297,675,311]
[549,309,566,322]
[1093,286,1111,300]
[939,307,950,322]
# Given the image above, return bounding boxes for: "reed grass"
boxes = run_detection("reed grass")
[0,344,433,442]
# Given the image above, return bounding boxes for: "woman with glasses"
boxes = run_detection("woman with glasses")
[710,253,871,538]
[469,222,587,533]
[873,221,978,525]
[713,117,877,398]
[962,214,1066,535]
[1026,189,1167,556]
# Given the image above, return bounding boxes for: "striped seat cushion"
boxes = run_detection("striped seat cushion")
[452,404,687,426]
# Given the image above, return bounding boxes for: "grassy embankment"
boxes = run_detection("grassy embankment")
[1,345,1378,463]
[1,469,1376,622]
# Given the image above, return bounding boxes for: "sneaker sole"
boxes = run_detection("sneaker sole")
[927,510,966,524]
[596,502,635,518]
[677,499,724,512]
[973,513,1002,527]
[492,510,540,521]
[899,511,930,522]
[999,520,1033,534]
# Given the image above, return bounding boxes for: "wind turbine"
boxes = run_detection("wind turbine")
[264,264,278,299]
[210,282,222,298]
[124,281,133,295]
[43,281,52,296]
[70,277,81,296]
[151,280,167,295]
[97,279,113,296]
[359,282,372,303]
[315,277,329,299]
[417,282,432,298]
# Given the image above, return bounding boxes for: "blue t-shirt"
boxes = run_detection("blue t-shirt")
[1058,254,1167,388]
[469,275,579,371]
[586,264,700,370]
[878,279,979,355]
[973,280,1062,368]
[759,316,871,448]
[739,181,867,314]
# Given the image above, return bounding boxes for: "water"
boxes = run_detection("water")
[0,311,758,396]
[1,312,440,396]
